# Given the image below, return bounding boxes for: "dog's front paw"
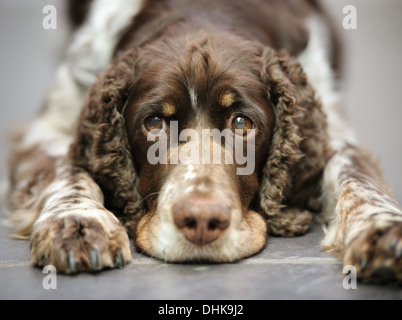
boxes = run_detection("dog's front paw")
[31,212,132,273]
[344,220,402,283]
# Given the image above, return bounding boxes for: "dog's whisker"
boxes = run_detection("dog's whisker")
[140,192,161,205]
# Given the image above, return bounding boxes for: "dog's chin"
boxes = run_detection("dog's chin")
[134,209,268,263]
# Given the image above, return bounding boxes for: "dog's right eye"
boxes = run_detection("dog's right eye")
[144,116,166,133]
[231,116,254,136]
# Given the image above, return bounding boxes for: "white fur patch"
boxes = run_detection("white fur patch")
[69,0,145,87]
[297,15,358,151]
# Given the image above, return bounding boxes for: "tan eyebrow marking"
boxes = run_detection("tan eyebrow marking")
[219,91,235,108]
[162,102,176,116]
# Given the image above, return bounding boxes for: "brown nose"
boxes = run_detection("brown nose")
[173,199,231,246]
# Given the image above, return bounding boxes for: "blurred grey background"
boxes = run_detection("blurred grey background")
[0,0,401,206]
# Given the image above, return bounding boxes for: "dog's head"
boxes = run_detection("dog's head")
[69,32,328,262]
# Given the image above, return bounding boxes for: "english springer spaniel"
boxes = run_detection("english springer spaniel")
[6,0,402,282]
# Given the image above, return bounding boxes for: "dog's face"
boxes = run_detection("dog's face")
[124,35,274,261]
[70,32,321,263]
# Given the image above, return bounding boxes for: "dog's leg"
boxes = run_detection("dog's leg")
[30,158,132,273]
[9,144,132,273]
[297,14,402,281]
[6,62,131,273]
[320,145,402,281]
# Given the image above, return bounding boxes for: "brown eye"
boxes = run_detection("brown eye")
[231,116,253,136]
[144,116,166,133]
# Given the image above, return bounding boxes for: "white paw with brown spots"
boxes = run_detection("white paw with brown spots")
[30,213,132,273]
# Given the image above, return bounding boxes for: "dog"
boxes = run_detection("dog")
[6,0,402,281]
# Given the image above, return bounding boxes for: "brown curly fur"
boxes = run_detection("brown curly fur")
[259,49,332,236]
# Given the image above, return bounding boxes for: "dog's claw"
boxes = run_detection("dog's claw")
[393,239,402,259]
[396,245,402,259]
[116,251,124,269]
[68,250,76,273]
[90,249,99,270]
[359,256,368,270]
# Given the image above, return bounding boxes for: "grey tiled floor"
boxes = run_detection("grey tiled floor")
[1,219,401,300]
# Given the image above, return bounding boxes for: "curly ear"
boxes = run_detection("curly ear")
[68,50,143,219]
[259,48,332,236]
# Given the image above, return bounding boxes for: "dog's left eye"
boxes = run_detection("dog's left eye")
[231,116,254,136]
[144,116,166,133]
